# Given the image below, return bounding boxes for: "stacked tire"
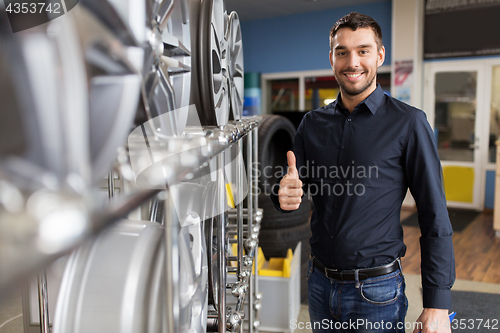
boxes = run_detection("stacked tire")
[256,115,311,303]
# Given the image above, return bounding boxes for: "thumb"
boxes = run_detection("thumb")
[286,151,298,178]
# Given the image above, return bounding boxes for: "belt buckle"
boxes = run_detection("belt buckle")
[323,266,333,279]
[326,267,338,279]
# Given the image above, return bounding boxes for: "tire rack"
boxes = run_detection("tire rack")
[205,121,263,333]
[203,119,263,333]
[0,116,263,333]
[119,116,266,333]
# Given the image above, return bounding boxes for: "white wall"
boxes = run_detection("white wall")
[391,0,425,207]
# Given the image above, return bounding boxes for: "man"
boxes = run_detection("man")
[271,12,455,333]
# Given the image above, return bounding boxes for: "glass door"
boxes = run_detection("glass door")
[424,62,487,209]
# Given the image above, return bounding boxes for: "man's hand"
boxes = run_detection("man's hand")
[278,151,303,210]
[413,308,451,333]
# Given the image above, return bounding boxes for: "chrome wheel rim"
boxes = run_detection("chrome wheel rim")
[169,182,208,332]
[178,213,208,332]
[0,0,145,187]
[143,0,192,137]
[227,11,244,120]
[0,7,90,186]
[205,185,220,308]
[53,221,165,333]
[148,182,210,332]
[74,0,145,184]
[198,0,229,126]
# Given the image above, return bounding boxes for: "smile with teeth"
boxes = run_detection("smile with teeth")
[345,73,363,79]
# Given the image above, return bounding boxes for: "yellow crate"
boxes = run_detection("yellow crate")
[257,247,294,278]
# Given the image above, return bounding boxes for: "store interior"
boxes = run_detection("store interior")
[1,0,500,332]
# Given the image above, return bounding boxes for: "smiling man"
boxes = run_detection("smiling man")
[271,12,455,333]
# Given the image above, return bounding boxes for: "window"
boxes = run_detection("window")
[267,78,299,112]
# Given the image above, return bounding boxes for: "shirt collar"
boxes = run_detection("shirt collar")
[333,84,385,115]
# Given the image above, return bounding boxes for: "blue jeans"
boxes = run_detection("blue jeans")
[307,258,408,333]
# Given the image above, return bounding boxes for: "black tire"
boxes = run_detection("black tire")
[257,115,296,195]
[259,192,311,230]
[258,220,311,261]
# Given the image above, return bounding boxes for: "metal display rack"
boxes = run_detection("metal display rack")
[7,118,263,333]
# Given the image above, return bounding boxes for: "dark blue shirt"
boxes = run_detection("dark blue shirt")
[271,84,455,309]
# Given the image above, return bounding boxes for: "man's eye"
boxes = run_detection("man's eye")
[360,50,368,54]
[337,52,346,56]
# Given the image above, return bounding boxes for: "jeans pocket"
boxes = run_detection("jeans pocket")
[359,273,402,305]
[306,258,313,281]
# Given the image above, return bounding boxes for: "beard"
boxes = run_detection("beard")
[334,69,377,97]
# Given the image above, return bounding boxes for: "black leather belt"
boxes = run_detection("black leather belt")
[312,257,400,281]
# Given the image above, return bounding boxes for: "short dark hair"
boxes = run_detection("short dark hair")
[329,12,383,51]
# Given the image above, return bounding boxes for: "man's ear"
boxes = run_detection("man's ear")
[329,51,334,68]
[377,46,386,67]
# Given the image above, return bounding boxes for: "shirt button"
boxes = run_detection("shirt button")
[331,235,334,239]
[347,118,352,122]
[341,145,345,149]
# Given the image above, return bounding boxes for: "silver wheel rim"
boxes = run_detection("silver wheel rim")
[0,8,90,186]
[227,11,244,120]
[199,0,229,126]
[53,221,165,333]
[178,214,208,332]
[72,0,145,184]
[203,179,229,312]
[168,182,208,332]
[148,182,210,332]
[143,0,191,137]
[204,181,220,308]
[0,0,145,187]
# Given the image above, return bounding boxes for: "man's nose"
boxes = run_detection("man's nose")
[347,53,360,68]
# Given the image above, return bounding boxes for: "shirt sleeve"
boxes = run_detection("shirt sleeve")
[269,117,308,213]
[404,110,455,310]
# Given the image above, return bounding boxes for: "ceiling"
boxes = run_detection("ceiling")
[225,0,387,22]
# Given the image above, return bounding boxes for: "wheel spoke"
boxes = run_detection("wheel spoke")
[155,0,174,26]
[162,34,190,57]
[80,0,138,46]
[145,0,156,27]
[144,45,156,72]
[227,12,244,119]
[213,84,225,109]
[142,0,191,135]
[235,63,243,77]
[214,80,228,123]
[144,69,160,102]
[213,69,223,94]
[157,69,176,115]
[73,8,141,74]
[86,42,134,75]
[211,0,226,50]
[160,54,191,75]
[147,68,183,136]
[232,79,244,103]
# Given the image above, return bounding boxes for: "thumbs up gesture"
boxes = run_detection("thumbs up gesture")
[278,151,303,210]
